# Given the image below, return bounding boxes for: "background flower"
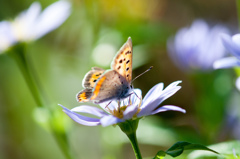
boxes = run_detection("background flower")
[167,19,229,72]
[0,0,71,53]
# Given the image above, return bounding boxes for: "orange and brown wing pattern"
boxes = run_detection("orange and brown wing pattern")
[76,89,92,102]
[77,67,105,103]
[111,37,132,83]
[90,76,106,101]
[82,67,105,89]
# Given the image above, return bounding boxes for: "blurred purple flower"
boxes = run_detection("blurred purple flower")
[167,19,229,72]
[0,0,71,53]
[60,81,185,127]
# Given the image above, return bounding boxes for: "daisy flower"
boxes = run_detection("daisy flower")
[60,81,185,127]
[0,0,71,53]
[167,19,229,72]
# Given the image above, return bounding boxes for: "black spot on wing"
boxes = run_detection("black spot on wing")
[125,51,131,55]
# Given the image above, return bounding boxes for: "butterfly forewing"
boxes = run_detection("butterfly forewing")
[111,37,132,83]
[82,67,105,89]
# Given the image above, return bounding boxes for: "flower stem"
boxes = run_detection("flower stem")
[9,43,44,107]
[118,119,142,159]
[237,0,240,30]
[127,130,142,159]
[8,43,74,159]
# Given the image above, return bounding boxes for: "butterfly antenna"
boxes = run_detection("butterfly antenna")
[131,66,153,84]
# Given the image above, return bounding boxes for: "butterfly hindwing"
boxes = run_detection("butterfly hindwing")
[76,88,92,102]
[90,70,130,103]
[111,37,132,83]
[82,67,105,89]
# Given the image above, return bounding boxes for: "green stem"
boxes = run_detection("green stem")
[118,119,142,159]
[8,43,74,159]
[237,0,240,30]
[126,130,142,159]
[9,43,44,107]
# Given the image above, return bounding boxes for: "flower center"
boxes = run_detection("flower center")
[107,97,142,119]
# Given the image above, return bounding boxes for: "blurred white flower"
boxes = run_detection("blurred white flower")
[167,20,229,73]
[0,0,71,53]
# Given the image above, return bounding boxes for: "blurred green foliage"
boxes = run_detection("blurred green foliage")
[0,0,239,159]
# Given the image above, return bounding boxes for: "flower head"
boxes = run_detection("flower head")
[0,0,71,53]
[60,81,185,127]
[167,19,229,72]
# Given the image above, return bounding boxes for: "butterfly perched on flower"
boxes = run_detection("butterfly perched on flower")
[76,37,133,104]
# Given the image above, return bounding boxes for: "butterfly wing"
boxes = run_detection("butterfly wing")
[111,37,132,83]
[76,89,93,102]
[90,70,130,104]
[76,67,105,102]
[82,67,105,89]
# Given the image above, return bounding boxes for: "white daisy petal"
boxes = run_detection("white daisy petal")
[34,0,71,39]
[213,57,240,69]
[151,105,186,115]
[142,83,164,104]
[59,104,101,126]
[100,115,123,127]
[71,105,108,117]
[123,104,139,120]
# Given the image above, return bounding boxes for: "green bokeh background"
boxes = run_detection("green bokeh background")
[0,0,239,159]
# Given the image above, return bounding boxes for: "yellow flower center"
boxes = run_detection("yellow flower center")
[107,97,142,119]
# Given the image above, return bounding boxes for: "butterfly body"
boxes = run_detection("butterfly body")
[77,37,133,104]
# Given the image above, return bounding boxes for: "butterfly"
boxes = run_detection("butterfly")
[76,37,133,104]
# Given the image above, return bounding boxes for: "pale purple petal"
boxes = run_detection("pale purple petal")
[71,105,108,117]
[142,83,164,104]
[13,2,41,40]
[221,34,240,60]
[100,115,123,127]
[151,105,186,115]
[213,57,240,69]
[34,0,71,39]
[131,88,142,104]
[59,104,101,126]
[0,21,16,52]
[138,81,182,117]
[123,104,139,120]
[236,77,240,91]
[99,100,118,111]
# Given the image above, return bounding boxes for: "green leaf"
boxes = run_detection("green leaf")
[188,140,240,159]
[153,150,166,159]
[153,141,219,159]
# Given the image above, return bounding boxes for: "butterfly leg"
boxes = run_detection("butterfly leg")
[117,100,121,112]
[105,101,112,108]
